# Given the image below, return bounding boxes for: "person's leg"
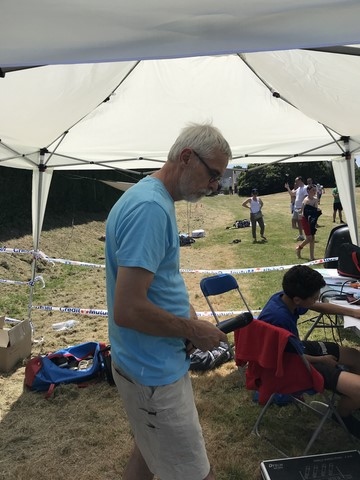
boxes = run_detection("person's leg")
[333,205,337,222]
[296,235,311,257]
[338,346,360,375]
[251,214,256,242]
[297,215,303,237]
[123,443,154,480]
[113,367,212,480]
[335,370,360,417]
[339,205,344,223]
[258,217,266,239]
[296,218,310,256]
[309,236,315,260]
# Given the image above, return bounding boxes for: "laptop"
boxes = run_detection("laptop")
[260,450,360,480]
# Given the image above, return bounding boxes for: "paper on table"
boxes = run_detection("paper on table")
[329,299,360,331]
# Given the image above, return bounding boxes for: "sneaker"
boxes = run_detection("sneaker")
[261,236,267,242]
[252,239,257,244]
[296,235,305,241]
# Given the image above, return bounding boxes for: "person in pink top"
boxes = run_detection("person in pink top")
[296,184,322,261]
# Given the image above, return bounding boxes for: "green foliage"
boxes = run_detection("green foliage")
[237,161,334,196]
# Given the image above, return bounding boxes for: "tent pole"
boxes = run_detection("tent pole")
[27,150,47,333]
[332,137,359,246]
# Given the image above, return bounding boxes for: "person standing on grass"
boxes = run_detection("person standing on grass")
[258,265,360,439]
[105,123,231,480]
[296,184,322,261]
[286,176,308,241]
[242,188,267,243]
[284,181,298,230]
[316,184,324,204]
[332,185,344,223]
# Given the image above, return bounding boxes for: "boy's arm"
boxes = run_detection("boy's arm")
[311,301,360,319]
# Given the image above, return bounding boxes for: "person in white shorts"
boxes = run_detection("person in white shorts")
[105,123,232,480]
[286,176,308,241]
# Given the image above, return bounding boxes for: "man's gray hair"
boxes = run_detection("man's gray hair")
[168,123,232,162]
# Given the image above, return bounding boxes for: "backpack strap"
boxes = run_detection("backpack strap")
[44,383,56,399]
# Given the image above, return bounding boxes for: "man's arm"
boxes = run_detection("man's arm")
[311,301,360,319]
[113,266,227,351]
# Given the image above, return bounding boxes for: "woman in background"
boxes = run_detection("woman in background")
[296,184,322,261]
[242,188,267,244]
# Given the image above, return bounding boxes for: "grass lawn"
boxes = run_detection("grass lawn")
[0,186,359,479]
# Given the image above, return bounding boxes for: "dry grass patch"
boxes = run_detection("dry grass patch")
[1,193,360,479]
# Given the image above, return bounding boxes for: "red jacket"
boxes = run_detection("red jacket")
[234,319,324,404]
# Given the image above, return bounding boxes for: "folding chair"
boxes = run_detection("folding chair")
[200,273,252,326]
[234,319,352,457]
[302,290,344,342]
[200,273,253,361]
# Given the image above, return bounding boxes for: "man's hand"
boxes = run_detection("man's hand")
[187,319,227,352]
[307,354,338,368]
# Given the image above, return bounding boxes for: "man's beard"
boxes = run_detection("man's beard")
[179,173,212,202]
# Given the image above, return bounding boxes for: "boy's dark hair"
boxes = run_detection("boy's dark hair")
[282,265,326,299]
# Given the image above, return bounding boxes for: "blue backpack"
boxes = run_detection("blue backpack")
[25,341,113,397]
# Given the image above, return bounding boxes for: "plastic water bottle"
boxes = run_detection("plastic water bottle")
[52,320,79,331]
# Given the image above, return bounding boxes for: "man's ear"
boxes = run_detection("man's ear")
[293,296,302,306]
[180,148,192,165]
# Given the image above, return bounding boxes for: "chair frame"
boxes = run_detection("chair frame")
[251,335,352,456]
[302,290,344,342]
[200,273,252,326]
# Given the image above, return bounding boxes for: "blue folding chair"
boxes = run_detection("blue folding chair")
[200,273,252,326]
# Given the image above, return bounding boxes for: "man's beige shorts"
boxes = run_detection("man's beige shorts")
[112,366,210,480]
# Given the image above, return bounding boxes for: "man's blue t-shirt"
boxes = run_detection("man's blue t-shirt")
[258,291,308,338]
[105,176,190,386]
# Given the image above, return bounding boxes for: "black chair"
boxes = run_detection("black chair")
[324,224,351,268]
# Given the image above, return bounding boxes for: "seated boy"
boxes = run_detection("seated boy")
[259,264,360,438]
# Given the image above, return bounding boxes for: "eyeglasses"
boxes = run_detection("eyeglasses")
[192,149,222,183]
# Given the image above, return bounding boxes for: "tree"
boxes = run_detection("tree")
[236,161,334,196]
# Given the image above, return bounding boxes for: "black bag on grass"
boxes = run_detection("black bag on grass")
[189,341,232,371]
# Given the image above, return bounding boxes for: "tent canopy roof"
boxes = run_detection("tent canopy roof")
[2,1,360,67]
[1,52,359,172]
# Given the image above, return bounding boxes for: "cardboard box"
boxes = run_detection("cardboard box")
[0,317,32,372]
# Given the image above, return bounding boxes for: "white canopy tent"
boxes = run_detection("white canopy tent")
[2,0,360,67]
[1,1,360,322]
[1,1,360,249]
[0,53,359,249]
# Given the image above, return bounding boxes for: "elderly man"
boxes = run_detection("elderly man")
[105,123,232,480]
